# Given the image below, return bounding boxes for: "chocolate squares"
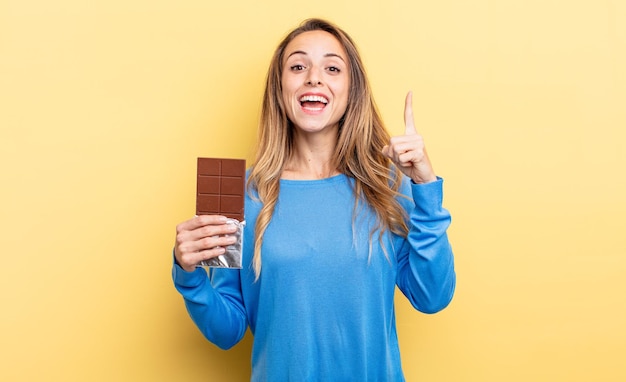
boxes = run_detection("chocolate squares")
[196,157,246,221]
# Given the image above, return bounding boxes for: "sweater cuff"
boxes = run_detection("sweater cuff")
[410,177,445,215]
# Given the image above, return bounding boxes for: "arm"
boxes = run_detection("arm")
[172,263,247,349]
[172,215,248,349]
[395,177,456,313]
[383,92,456,313]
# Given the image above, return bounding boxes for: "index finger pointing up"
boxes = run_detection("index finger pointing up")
[404,91,417,135]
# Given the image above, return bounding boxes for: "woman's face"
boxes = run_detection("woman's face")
[281,30,350,135]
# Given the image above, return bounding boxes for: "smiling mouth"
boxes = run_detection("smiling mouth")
[299,95,328,111]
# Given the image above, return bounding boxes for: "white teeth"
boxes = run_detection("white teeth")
[299,95,328,103]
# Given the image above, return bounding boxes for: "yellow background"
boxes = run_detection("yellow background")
[1,0,625,381]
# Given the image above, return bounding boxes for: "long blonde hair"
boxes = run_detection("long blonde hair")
[247,18,408,279]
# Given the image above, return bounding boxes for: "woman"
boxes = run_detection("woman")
[173,18,456,381]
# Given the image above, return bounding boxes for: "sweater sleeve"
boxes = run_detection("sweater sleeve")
[172,257,248,349]
[395,177,456,314]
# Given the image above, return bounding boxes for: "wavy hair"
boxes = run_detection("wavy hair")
[247,18,408,279]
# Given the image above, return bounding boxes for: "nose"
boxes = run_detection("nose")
[305,67,322,86]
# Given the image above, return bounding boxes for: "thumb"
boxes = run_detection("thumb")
[381,145,390,157]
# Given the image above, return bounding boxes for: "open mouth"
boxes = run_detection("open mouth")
[299,95,328,111]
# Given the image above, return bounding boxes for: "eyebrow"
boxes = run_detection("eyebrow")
[286,50,346,63]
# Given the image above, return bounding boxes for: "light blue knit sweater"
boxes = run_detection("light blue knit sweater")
[173,174,455,381]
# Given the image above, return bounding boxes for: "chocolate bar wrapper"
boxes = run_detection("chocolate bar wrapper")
[199,219,244,269]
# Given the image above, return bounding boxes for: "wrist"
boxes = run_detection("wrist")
[411,173,438,184]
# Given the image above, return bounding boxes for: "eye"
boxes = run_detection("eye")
[327,66,341,73]
[290,64,305,71]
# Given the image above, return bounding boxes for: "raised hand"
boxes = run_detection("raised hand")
[382,91,437,184]
[174,215,239,272]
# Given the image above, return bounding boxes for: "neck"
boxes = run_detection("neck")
[282,128,339,180]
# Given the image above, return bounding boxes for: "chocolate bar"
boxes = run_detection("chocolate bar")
[196,157,246,221]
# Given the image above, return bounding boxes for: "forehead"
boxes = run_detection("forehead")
[283,30,347,60]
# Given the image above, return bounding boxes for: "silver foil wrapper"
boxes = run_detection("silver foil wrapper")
[199,219,244,269]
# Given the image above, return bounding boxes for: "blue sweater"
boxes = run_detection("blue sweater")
[173,174,456,381]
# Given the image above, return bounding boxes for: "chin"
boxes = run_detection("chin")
[297,123,336,134]
[292,117,341,133]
